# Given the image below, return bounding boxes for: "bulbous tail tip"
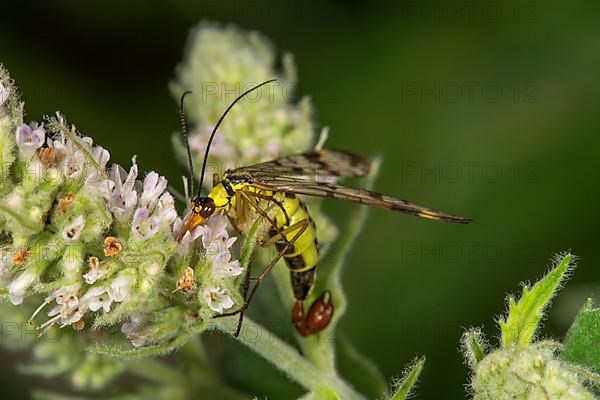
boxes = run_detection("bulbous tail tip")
[291,290,334,336]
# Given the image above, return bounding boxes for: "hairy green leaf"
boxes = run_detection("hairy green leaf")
[499,252,573,348]
[461,327,488,370]
[563,298,600,375]
[215,316,365,400]
[389,356,425,400]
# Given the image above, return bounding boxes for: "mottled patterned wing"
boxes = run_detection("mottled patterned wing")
[232,149,370,179]
[251,177,471,224]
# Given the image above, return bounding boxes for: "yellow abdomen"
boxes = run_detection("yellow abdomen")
[214,181,320,301]
[272,193,319,271]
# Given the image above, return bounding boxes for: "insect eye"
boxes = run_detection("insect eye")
[191,198,202,214]
[199,197,215,218]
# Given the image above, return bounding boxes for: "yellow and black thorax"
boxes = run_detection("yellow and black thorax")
[213,174,319,270]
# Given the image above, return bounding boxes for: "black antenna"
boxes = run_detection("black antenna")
[197,79,277,196]
[180,90,195,196]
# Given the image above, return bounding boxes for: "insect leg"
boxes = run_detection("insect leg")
[234,189,245,223]
[217,190,297,335]
[259,223,307,248]
[244,219,309,307]
[233,257,254,337]
[241,189,290,226]
[239,190,280,233]
[214,219,308,337]
[238,190,293,248]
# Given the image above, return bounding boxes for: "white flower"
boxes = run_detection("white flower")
[140,171,167,209]
[202,286,234,314]
[175,213,242,278]
[81,286,112,312]
[130,172,175,240]
[90,143,110,169]
[83,257,105,284]
[84,143,111,194]
[194,214,239,265]
[106,161,139,223]
[49,133,110,193]
[50,135,86,180]
[122,314,149,348]
[43,284,84,326]
[15,122,45,157]
[83,268,101,285]
[68,135,110,193]
[53,285,81,308]
[8,269,38,305]
[107,269,135,302]
[208,236,237,259]
[57,307,85,326]
[0,81,8,106]
[212,250,243,279]
[154,192,177,226]
[131,207,160,239]
[61,215,85,241]
[196,214,230,250]
[121,314,144,336]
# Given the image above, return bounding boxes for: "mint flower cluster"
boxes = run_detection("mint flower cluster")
[471,342,593,399]
[0,25,379,400]
[0,64,248,352]
[462,254,599,399]
[0,24,350,399]
[0,69,167,331]
[171,24,315,176]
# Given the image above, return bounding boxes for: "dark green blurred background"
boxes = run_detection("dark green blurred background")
[2,0,599,398]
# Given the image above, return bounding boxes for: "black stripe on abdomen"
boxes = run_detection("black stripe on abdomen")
[285,254,306,271]
[290,268,316,300]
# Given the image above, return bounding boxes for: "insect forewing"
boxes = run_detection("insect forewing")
[251,178,471,224]
[230,149,470,224]
[234,149,370,180]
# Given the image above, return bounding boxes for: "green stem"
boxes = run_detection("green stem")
[181,338,250,400]
[127,356,247,400]
[127,358,189,387]
[213,316,365,400]
[297,159,381,371]
[179,337,214,382]
[322,158,381,324]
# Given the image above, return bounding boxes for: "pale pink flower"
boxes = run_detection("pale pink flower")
[15,122,45,156]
